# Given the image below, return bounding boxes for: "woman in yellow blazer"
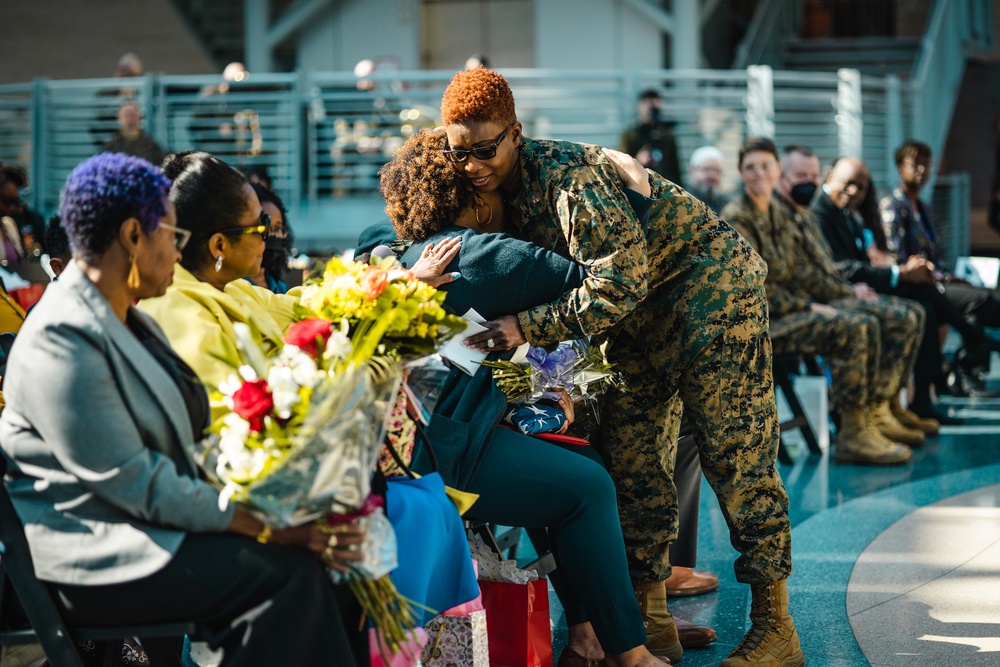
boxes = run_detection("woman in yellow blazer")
[139,151,297,419]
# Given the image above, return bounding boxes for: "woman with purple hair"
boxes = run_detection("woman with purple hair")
[0,152,362,665]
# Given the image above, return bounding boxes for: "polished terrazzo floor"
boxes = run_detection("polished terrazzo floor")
[534,373,1000,666]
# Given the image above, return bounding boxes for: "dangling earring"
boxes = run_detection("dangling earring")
[127,254,141,290]
[474,194,494,228]
[215,255,224,272]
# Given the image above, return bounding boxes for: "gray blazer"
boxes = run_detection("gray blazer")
[0,263,234,586]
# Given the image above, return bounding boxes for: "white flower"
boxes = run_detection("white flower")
[290,353,321,388]
[238,364,258,382]
[387,267,411,282]
[267,364,302,419]
[324,319,353,361]
[218,374,243,397]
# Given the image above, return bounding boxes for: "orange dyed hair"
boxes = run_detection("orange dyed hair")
[441,68,517,126]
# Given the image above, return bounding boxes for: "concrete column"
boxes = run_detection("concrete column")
[245,0,272,74]
[672,0,701,69]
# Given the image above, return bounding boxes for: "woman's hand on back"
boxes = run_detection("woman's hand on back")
[603,147,652,197]
[410,236,462,287]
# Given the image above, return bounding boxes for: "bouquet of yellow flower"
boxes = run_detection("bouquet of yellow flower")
[188,256,467,659]
[296,256,467,362]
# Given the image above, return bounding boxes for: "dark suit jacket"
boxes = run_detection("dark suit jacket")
[812,190,895,292]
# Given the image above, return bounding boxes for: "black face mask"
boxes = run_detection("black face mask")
[262,236,290,276]
[790,181,818,206]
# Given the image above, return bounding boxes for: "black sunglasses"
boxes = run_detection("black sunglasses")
[442,122,515,164]
[218,212,271,241]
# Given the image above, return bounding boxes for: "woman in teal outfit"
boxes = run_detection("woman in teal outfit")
[369,128,666,667]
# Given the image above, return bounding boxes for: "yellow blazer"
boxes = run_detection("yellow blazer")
[139,265,297,421]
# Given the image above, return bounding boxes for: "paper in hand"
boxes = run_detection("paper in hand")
[439,309,489,375]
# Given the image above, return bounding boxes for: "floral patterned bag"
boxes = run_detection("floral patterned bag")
[421,609,489,666]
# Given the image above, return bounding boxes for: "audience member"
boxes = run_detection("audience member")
[812,157,998,420]
[440,67,800,667]
[192,63,263,166]
[465,54,490,70]
[114,52,144,79]
[247,183,292,294]
[724,138,921,466]
[774,145,938,434]
[101,100,167,166]
[0,163,42,264]
[879,139,1000,394]
[139,152,296,420]
[619,89,682,185]
[686,146,728,214]
[43,215,72,278]
[0,152,363,665]
[242,164,273,190]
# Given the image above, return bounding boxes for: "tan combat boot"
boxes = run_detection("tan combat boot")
[634,580,682,663]
[835,408,912,465]
[869,401,926,447]
[889,395,939,435]
[721,580,804,667]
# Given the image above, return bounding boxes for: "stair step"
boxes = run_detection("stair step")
[783,37,921,76]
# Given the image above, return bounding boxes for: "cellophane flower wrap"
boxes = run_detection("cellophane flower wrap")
[193,256,466,660]
[483,339,616,405]
[200,318,400,524]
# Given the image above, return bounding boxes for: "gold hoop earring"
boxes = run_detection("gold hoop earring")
[215,255,224,272]
[474,194,494,228]
[127,254,141,290]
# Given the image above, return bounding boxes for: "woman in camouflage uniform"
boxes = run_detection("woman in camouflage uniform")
[440,68,803,667]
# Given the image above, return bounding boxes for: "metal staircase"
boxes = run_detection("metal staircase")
[168,0,298,71]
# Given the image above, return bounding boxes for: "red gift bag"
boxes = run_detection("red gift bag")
[479,579,552,667]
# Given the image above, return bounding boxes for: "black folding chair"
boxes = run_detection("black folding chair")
[0,456,195,667]
[772,354,825,463]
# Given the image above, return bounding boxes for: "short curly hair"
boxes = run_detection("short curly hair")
[379,128,476,242]
[59,153,171,263]
[894,139,931,167]
[441,68,517,126]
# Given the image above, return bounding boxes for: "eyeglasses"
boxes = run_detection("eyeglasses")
[442,122,515,164]
[218,213,271,241]
[158,222,191,251]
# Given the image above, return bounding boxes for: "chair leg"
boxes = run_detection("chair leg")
[781,377,823,455]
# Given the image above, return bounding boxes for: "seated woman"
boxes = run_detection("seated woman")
[0,153,364,665]
[140,150,478,632]
[247,182,293,294]
[373,128,672,667]
[139,151,296,419]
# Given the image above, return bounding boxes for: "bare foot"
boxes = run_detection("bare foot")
[603,647,670,666]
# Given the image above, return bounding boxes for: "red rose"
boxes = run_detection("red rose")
[232,379,274,432]
[284,318,334,359]
[361,266,389,299]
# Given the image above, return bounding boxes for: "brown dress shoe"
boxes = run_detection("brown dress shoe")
[674,617,717,648]
[663,567,719,597]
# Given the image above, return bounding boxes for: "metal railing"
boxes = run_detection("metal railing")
[910,0,994,192]
[0,66,951,250]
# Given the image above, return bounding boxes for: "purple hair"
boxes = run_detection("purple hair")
[59,153,172,262]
